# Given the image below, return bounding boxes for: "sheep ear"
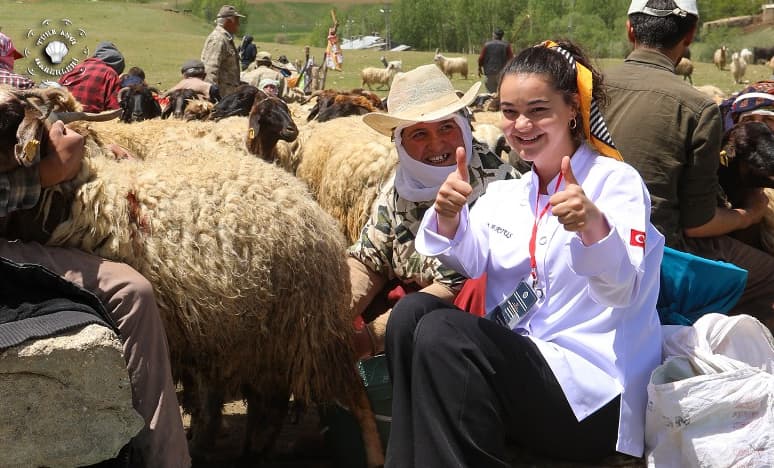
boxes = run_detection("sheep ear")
[246,121,261,155]
[14,105,47,167]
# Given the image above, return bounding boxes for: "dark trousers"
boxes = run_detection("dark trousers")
[384,292,620,468]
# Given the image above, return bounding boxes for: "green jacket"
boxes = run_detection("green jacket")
[603,48,723,250]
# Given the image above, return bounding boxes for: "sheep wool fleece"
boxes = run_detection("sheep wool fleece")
[348,144,516,291]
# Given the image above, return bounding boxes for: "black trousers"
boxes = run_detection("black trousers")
[384,292,620,468]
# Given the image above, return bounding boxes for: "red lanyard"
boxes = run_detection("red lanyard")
[529,174,563,288]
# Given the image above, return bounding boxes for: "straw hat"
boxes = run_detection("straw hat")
[363,64,481,136]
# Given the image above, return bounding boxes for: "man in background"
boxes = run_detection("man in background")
[0,32,34,89]
[477,28,512,93]
[166,59,221,102]
[59,41,124,112]
[201,4,244,98]
[603,0,774,328]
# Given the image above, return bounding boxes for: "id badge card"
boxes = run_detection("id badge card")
[487,280,538,329]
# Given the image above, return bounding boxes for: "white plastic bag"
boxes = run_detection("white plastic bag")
[646,314,774,468]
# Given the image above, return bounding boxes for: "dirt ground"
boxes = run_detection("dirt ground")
[183,401,341,468]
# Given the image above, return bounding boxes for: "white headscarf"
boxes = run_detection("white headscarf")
[392,113,473,202]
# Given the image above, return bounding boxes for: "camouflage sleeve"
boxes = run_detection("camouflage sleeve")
[348,202,396,280]
[201,33,225,85]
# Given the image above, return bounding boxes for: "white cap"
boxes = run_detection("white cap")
[628,0,698,17]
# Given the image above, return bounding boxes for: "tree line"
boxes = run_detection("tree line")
[184,0,766,58]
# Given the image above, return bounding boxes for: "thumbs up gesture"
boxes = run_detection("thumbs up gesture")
[434,147,473,238]
[550,156,609,245]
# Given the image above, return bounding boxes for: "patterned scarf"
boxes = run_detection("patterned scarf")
[720,80,774,131]
[541,41,622,161]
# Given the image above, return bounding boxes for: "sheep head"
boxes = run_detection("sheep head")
[720,121,774,207]
[0,87,123,174]
[246,91,299,161]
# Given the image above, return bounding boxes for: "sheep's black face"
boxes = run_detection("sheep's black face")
[246,93,298,159]
[162,89,198,120]
[720,121,774,206]
[120,85,162,123]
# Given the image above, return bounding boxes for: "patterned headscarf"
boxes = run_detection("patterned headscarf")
[541,41,622,161]
[720,81,774,131]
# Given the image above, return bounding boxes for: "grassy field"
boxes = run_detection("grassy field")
[1,0,772,96]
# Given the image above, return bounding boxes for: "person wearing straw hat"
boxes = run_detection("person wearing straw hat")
[384,41,663,467]
[604,0,774,328]
[349,64,517,359]
[201,4,245,98]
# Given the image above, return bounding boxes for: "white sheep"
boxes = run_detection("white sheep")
[714,46,728,70]
[740,48,754,65]
[0,88,385,468]
[730,51,747,84]
[472,122,504,156]
[379,55,403,72]
[694,84,727,105]
[294,115,398,244]
[675,57,694,84]
[360,63,399,90]
[433,49,469,79]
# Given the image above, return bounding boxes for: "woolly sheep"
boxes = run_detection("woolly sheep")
[433,49,469,79]
[675,57,694,84]
[730,51,747,84]
[714,46,728,70]
[360,63,399,90]
[740,48,754,65]
[0,88,384,467]
[694,84,727,105]
[379,55,403,72]
[294,115,398,243]
[472,122,504,156]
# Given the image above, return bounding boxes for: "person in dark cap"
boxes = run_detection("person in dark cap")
[238,34,256,71]
[603,0,774,330]
[477,27,513,93]
[165,58,221,102]
[59,41,125,112]
[201,4,245,97]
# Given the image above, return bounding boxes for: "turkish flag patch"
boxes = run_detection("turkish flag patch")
[630,229,646,248]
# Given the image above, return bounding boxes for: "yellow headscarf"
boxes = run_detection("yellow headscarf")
[541,40,623,161]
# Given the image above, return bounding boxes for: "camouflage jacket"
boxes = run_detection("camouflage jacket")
[348,142,518,291]
[200,25,241,98]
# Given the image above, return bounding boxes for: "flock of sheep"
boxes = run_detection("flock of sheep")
[675,45,774,85]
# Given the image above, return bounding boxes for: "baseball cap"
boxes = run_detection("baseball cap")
[217,5,245,18]
[628,0,698,17]
[181,58,205,74]
[0,33,23,60]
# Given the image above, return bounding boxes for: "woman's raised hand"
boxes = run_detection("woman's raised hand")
[550,156,609,245]
[434,146,473,238]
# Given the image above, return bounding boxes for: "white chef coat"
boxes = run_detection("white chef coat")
[417,142,663,457]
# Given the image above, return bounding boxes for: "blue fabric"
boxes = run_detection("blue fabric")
[657,246,748,325]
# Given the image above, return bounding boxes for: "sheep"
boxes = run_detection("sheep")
[470,93,500,113]
[210,84,260,121]
[117,84,162,123]
[293,115,398,244]
[719,121,774,253]
[244,92,299,161]
[306,89,384,123]
[714,46,728,70]
[740,48,754,65]
[675,57,694,85]
[433,49,468,79]
[379,55,403,72]
[471,122,504,155]
[694,84,727,105]
[0,87,385,467]
[730,51,747,84]
[360,63,399,90]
